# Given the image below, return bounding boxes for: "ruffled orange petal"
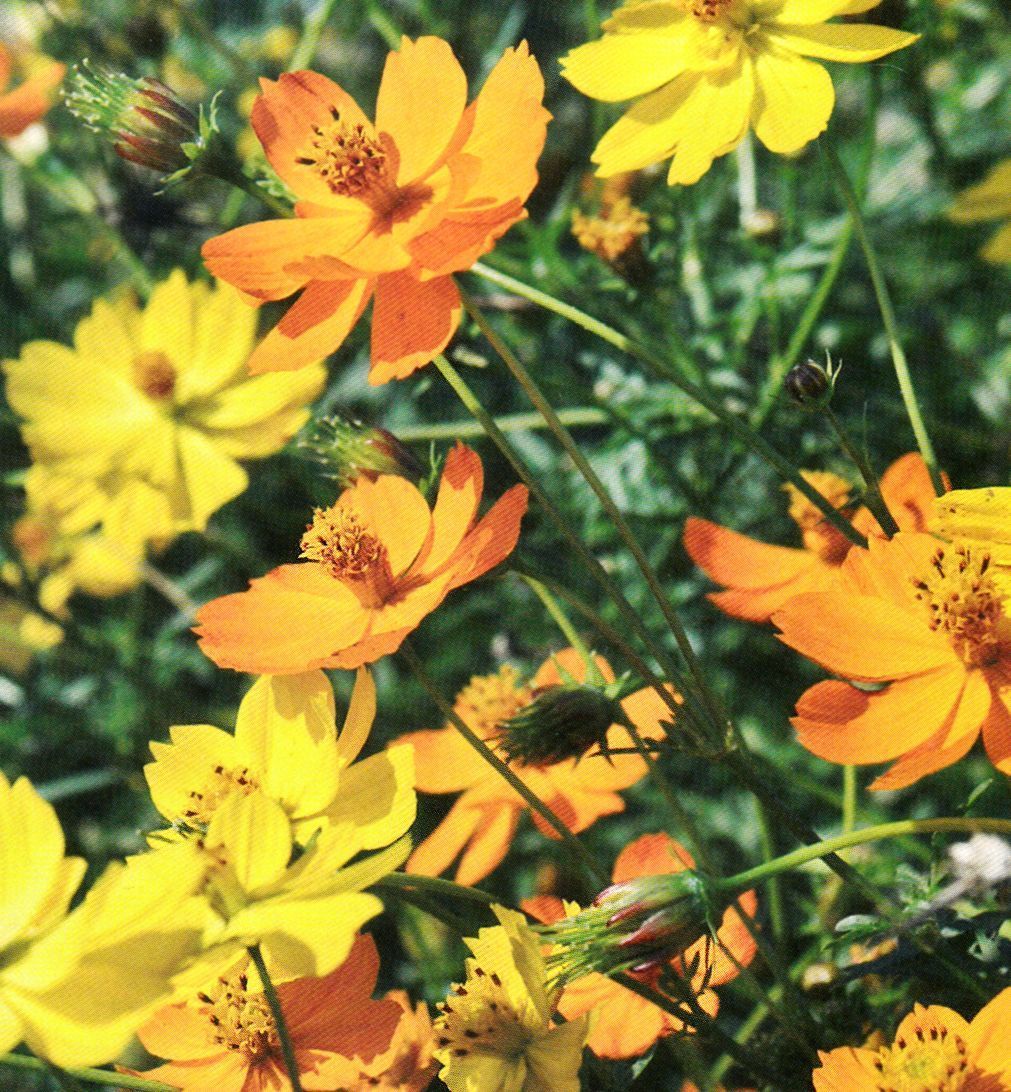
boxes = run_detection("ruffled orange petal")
[706,563,834,623]
[707,889,758,987]
[683,516,815,589]
[444,484,529,590]
[613,831,694,882]
[137,1001,219,1061]
[375,37,468,187]
[532,648,615,687]
[968,986,1011,1072]
[369,271,461,384]
[202,215,373,302]
[791,665,966,766]
[521,895,565,925]
[411,442,484,578]
[134,1050,249,1092]
[407,797,484,878]
[980,687,1011,775]
[861,452,938,535]
[455,803,520,885]
[194,564,369,674]
[560,749,646,793]
[0,60,65,138]
[812,1046,891,1090]
[839,531,939,607]
[398,727,490,793]
[252,70,373,206]
[564,978,671,1059]
[773,590,955,682]
[247,278,373,374]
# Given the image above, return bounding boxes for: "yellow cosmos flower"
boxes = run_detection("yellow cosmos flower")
[0,773,206,1067]
[562,0,919,185]
[932,485,1011,597]
[168,790,409,987]
[145,667,415,848]
[950,159,1011,262]
[2,270,326,539]
[433,906,589,1092]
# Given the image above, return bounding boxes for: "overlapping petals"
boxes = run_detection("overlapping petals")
[562,0,918,185]
[195,442,527,673]
[202,37,550,382]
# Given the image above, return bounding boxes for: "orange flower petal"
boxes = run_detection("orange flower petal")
[968,986,1011,1072]
[0,59,65,137]
[444,483,529,590]
[706,570,829,623]
[135,1050,249,1091]
[867,714,979,791]
[407,202,528,278]
[791,666,966,766]
[201,215,372,302]
[375,37,468,186]
[0,45,11,92]
[411,441,483,578]
[194,564,369,674]
[343,473,432,577]
[866,452,938,534]
[247,278,373,374]
[568,980,672,1059]
[398,727,490,793]
[137,1002,219,1061]
[521,895,565,925]
[980,687,1011,775]
[407,798,484,878]
[532,648,615,687]
[773,590,955,682]
[839,531,939,607]
[613,832,694,882]
[707,889,758,987]
[455,803,519,885]
[683,516,815,590]
[369,271,462,384]
[252,70,373,206]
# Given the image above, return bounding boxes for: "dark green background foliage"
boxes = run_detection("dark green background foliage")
[0,0,1008,1087]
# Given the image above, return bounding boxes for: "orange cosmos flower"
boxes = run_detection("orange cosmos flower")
[774,531,1011,790]
[812,988,1011,1091]
[195,443,527,673]
[401,648,676,886]
[202,37,549,384]
[0,44,65,138]
[524,833,758,1060]
[684,452,937,623]
[133,934,401,1091]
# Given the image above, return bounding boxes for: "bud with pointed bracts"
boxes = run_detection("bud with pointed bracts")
[785,354,841,411]
[296,413,424,491]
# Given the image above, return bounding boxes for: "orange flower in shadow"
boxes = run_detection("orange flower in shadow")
[195,443,527,673]
[0,45,65,138]
[132,934,401,1091]
[684,453,938,623]
[774,531,1011,790]
[400,649,676,886]
[202,36,549,384]
[525,833,758,1061]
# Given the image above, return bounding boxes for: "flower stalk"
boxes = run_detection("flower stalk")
[246,944,303,1092]
[0,1054,176,1091]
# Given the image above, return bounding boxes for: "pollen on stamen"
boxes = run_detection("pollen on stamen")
[434,962,531,1061]
[197,965,280,1063]
[691,0,731,21]
[300,504,385,581]
[181,764,260,826]
[296,115,388,198]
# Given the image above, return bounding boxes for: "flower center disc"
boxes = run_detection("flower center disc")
[133,350,177,401]
[874,1020,971,1091]
[183,764,260,827]
[436,965,531,1061]
[199,969,280,1063]
[297,113,389,199]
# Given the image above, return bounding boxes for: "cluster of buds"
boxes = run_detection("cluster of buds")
[538,869,724,985]
[65,62,199,176]
[785,354,841,411]
[296,413,424,491]
[494,673,640,767]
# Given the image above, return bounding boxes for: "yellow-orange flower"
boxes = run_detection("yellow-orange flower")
[950,158,1011,263]
[774,531,1011,790]
[932,485,1011,598]
[524,833,757,1060]
[202,37,549,383]
[402,648,675,886]
[812,988,1011,1090]
[684,453,937,623]
[195,442,527,673]
[133,935,401,1091]
[0,43,64,137]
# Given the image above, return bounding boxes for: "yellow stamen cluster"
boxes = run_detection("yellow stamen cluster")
[300,505,385,581]
[297,113,388,198]
[572,196,649,263]
[871,1015,970,1091]
[11,516,53,569]
[784,471,854,565]
[133,350,177,401]
[691,0,731,21]
[435,965,530,1062]
[453,665,533,743]
[912,544,1005,667]
[197,968,279,1063]
[182,764,260,826]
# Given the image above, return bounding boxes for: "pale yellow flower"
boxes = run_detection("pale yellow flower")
[950,159,1011,262]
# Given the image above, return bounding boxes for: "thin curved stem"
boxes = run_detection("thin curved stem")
[401,641,606,887]
[470,262,867,549]
[247,944,302,1092]
[823,405,899,536]
[396,407,607,443]
[374,871,498,906]
[517,573,603,684]
[0,1053,177,1090]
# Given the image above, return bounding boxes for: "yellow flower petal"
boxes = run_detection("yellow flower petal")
[141,268,194,371]
[604,0,686,32]
[206,792,292,893]
[318,745,417,848]
[950,161,1011,223]
[176,280,258,402]
[335,666,377,766]
[750,38,834,154]
[770,0,884,25]
[0,997,23,1055]
[769,23,919,63]
[145,723,244,824]
[561,33,693,102]
[171,424,250,531]
[524,1015,590,1092]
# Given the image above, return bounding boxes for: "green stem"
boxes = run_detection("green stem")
[460,286,733,739]
[821,142,943,495]
[396,407,607,443]
[207,161,295,219]
[0,1054,176,1090]
[470,262,867,549]
[823,405,900,536]
[718,818,1011,894]
[288,0,342,68]
[400,641,606,887]
[756,798,786,946]
[431,352,687,717]
[517,574,603,685]
[842,765,857,836]
[364,0,403,48]
[708,985,777,1086]
[374,871,498,906]
[247,944,302,1092]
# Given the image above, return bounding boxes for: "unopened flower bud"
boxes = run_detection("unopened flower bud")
[297,413,423,490]
[65,62,198,175]
[539,870,723,985]
[786,356,840,410]
[495,680,628,767]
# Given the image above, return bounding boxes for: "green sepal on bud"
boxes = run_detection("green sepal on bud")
[495,672,640,768]
[65,62,198,176]
[297,413,424,491]
[785,354,840,411]
[539,869,725,985]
